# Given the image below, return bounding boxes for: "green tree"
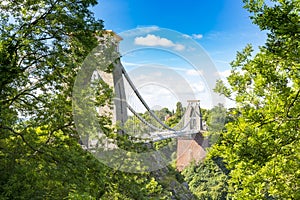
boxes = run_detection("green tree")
[156,107,172,121]
[182,159,229,200]
[212,0,300,199]
[0,0,104,198]
[175,102,183,118]
[0,1,169,199]
[204,104,236,145]
[206,103,227,132]
[166,102,184,127]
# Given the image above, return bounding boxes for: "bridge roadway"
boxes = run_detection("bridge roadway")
[133,130,205,143]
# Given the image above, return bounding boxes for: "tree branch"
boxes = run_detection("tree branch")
[45,120,75,144]
[287,89,300,118]
[0,125,43,154]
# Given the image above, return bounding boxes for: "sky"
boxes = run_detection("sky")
[90,0,268,111]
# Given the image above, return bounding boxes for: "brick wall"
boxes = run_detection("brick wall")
[176,133,207,171]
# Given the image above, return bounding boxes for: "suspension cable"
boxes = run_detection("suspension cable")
[121,65,174,131]
[126,103,164,131]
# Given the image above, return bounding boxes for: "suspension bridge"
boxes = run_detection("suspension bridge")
[91,30,208,170]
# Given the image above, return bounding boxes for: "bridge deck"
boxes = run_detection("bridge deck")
[138,130,205,142]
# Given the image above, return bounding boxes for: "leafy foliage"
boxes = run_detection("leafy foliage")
[0,0,170,199]
[212,0,300,198]
[166,102,184,127]
[182,159,229,200]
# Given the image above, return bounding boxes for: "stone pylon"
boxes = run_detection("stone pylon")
[95,30,128,129]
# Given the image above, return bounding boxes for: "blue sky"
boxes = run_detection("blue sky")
[91,0,267,109]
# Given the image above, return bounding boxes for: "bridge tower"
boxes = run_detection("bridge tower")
[95,30,128,128]
[176,100,207,171]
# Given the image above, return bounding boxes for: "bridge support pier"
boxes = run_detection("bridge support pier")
[176,132,207,171]
[176,100,207,171]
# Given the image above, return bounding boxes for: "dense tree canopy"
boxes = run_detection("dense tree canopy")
[0,0,172,199]
[2,0,299,199]
[212,0,300,199]
[0,0,102,148]
[182,159,229,200]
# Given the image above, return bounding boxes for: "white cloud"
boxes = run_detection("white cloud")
[190,81,205,93]
[134,34,172,46]
[134,34,185,51]
[186,69,203,76]
[214,59,230,65]
[182,33,203,40]
[216,70,231,78]
[126,84,179,112]
[192,34,203,39]
[174,44,185,51]
[182,34,191,38]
